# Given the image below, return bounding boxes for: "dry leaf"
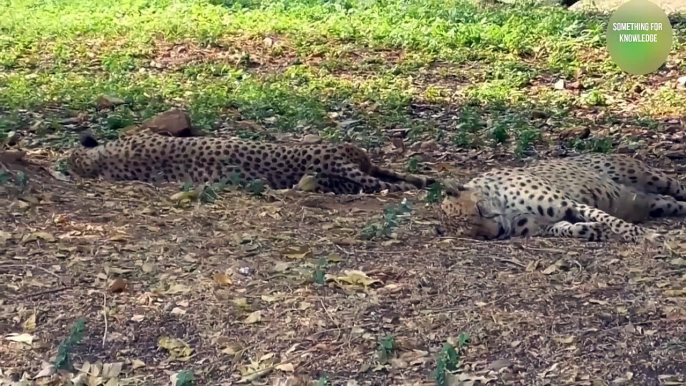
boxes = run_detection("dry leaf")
[101,362,123,378]
[296,175,318,192]
[221,342,243,356]
[164,284,191,295]
[34,364,55,379]
[275,363,295,372]
[158,336,194,360]
[109,278,127,293]
[21,232,56,243]
[6,333,34,344]
[109,234,128,242]
[555,336,576,344]
[232,297,251,311]
[245,311,262,324]
[23,314,36,332]
[213,273,232,286]
[170,190,199,205]
[280,245,312,259]
[131,359,146,369]
[0,231,12,246]
[326,270,382,289]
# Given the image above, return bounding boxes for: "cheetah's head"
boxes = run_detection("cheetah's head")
[65,131,104,178]
[439,180,512,240]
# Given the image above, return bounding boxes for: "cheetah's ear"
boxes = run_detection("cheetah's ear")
[78,130,100,148]
[442,179,468,196]
[475,199,501,220]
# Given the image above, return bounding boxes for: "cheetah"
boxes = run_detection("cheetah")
[66,131,435,194]
[439,153,686,243]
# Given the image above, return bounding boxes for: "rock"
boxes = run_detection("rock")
[96,94,126,110]
[559,127,591,140]
[678,76,686,88]
[6,131,19,146]
[615,144,634,154]
[531,110,548,119]
[301,134,322,144]
[567,81,583,90]
[140,109,195,137]
[554,79,566,90]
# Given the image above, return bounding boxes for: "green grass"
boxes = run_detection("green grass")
[1,0,684,152]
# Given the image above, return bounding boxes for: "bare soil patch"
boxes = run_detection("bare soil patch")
[0,148,684,386]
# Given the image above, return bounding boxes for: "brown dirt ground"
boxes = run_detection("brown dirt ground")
[0,143,685,386]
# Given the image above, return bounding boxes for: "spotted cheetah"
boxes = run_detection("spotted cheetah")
[439,153,686,243]
[66,131,435,194]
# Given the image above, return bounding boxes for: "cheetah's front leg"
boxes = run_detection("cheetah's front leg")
[572,203,660,243]
[544,221,609,242]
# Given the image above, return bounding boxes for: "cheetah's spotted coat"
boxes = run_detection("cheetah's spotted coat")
[440,153,686,243]
[66,132,435,194]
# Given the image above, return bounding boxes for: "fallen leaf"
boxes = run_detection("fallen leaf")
[589,298,608,305]
[109,234,128,242]
[280,245,312,259]
[34,364,55,379]
[663,289,686,297]
[21,232,56,243]
[109,278,127,293]
[213,272,232,286]
[6,333,34,344]
[232,297,251,311]
[326,270,382,289]
[158,336,194,361]
[0,231,12,245]
[275,363,295,372]
[101,362,123,378]
[164,284,191,295]
[131,359,146,369]
[221,342,244,356]
[555,336,576,344]
[245,311,262,324]
[23,314,36,332]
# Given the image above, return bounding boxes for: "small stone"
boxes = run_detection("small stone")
[559,127,591,140]
[140,108,194,137]
[567,80,583,90]
[615,144,634,154]
[6,131,19,146]
[301,134,322,144]
[677,76,686,88]
[96,94,126,110]
[531,110,548,119]
[554,79,566,90]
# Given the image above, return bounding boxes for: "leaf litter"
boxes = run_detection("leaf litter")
[2,108,686,385]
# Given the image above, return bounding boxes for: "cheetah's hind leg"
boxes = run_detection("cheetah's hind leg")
[306,167,418,194]
[645,193,686,218]
[368,166,436,190]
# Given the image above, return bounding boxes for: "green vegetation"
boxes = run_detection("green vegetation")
[1,0,684,151]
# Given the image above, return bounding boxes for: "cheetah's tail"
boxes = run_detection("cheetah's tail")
[78,131,100,148]
[369,166,437,190]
